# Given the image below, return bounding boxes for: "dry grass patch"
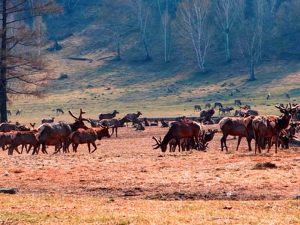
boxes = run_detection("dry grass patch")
[0,195,299,225]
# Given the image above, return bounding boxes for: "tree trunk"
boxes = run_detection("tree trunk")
[249,57,256,81]
[164,22,168,62]
[225,31,231,62]
[164,0,169,63]
[0,0,8,122]
[116,35,121,61]
[142,38,151,61]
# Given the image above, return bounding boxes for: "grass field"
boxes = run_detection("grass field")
[0,127,299,224]
[0,196,299,224]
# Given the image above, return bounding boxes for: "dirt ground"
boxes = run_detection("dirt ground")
[0,126,299,201]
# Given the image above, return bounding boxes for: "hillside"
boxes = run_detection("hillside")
[8,0,300,123]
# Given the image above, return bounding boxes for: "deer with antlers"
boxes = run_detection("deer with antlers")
[34,109,89,154]
[152,120,203,152]
[252,104,298,154]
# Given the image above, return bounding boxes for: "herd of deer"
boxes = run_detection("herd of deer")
[0,110,110,155]
[153,103,300,154]
[0,109,145,155]
[0,103,299,156]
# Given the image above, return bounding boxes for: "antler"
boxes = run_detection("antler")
[79,108,86,120]
[82,118,91,123]
[152,136,161,149]
[69,109,87,121]
[275,105,285,110]
[69,110,78,120]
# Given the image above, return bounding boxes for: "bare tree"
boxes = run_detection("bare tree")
[215,0,240,62]
[177,0,211,73]
[0,0,61,122]
[157,0,172,63]
[101,0,137,61]
[130,0,152,61]
[238,0,266,81]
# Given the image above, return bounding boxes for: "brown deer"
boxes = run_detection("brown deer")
[124,111,142,122]
[69,127,110,153]
[219,116,254,152]
[0,132,15,152]
[8,131,39,155]
[194,105,202,111]
[34,109,89,154]
[98,110,119,121]
[200,108,215,124]
[153,120,203,152]
[98,117,128,137]
[252,104,298,154]
[0,123,30,132]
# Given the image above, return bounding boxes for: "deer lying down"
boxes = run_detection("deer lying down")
[69,127,110,153]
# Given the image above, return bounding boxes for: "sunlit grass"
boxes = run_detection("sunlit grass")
[0,195,299,225]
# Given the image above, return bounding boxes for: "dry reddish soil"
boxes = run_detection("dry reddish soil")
[0,127,299,201]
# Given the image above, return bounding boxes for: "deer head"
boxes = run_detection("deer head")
[68,109,90,130]
[275,103,298,115]
[152,136,167,152]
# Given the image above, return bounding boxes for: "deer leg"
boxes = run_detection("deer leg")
[91,142,97,153]
[53,145,61,154]
[42,144,48,154]
[26,145,33,154]
[116,128,118,137]
[73,143,79,153]
[88,142,91,153]
[275,134,278,153]
[71,143,76,153]
[176,139,181,152]
[221,134,228,151]
[8,145,14,155]
[254,130,259,154]
[111,128,115,137]
[21,144,26,154]
[32,144,39,155]
[247,137,252,151]
[220,136,224,151]
[258,136,263,154]
[236,136,242,151]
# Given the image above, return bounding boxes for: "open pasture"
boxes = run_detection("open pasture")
[0,126,299,224]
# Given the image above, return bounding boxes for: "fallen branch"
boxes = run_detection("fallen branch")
[96,55,115,61]
[67,57,93,63]
[0,188,18,194]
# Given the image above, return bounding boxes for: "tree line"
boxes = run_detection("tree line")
[98,0,299,80]
[0,0,299,121]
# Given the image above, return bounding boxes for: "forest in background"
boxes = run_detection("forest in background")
[1,0,300,121]
[44,0,300,79]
